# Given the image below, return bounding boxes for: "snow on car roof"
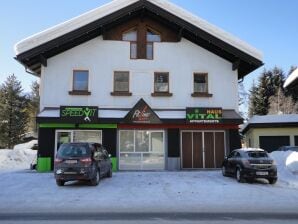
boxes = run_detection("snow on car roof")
[237,148,265,152]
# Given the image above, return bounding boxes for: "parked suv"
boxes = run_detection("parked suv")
[54,142,112,186]
[276,146,298,152]
[222,148,277,184]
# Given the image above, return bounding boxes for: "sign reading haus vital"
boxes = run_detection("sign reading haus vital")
[60,106,98,123]
[186,108,223,124]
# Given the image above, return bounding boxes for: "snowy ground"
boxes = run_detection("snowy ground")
[0,170,298,214]
[1,143,298,215]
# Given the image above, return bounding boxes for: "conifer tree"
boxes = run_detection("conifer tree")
[0,75,29,148]
[27,81,40,132]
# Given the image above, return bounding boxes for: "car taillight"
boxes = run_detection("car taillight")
[242,159,251,168]
[80,158,92,164]
[54,158,63,164]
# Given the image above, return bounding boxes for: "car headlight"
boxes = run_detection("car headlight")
[56,169,63,175]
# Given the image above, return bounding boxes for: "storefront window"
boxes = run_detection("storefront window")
[73,131,102,143]
[55,130,102,153]
[119,130,164,170]
[120,130,134,152]
[151,132,163,153]
[135,131,149,152]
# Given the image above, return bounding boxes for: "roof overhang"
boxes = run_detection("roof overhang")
[14,0,263,78]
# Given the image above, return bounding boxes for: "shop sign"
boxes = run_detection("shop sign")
[60,106,98,123]
[123,99,161,124]
[186,107,223,124]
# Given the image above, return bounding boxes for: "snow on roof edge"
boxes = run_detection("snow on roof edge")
[14,0,138,55]
[14,0,263,61]
[284,68,298,88]
[148,0,262,61]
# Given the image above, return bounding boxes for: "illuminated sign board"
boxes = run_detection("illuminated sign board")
[60,106,98,123]
[186,108,223,124]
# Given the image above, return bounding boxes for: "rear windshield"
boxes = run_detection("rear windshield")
[246,151,268,158]
[57,143,90,158]
[287,147,298,152]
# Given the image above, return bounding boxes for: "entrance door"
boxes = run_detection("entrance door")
[181,131,225,169]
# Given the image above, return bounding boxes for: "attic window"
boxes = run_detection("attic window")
[146,28,161,60]
[122,28,137,59]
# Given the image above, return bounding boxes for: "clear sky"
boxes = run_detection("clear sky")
[1,0,297,93]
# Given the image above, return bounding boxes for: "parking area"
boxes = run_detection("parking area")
[1,170,298,214]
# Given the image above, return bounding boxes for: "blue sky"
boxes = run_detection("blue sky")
[0,0,297,93]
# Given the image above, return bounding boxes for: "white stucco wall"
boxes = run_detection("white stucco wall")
[244,127,298,148]
[40,36,238,110]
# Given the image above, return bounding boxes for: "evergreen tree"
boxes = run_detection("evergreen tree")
[238,81,249,119]
[0,75,29,148]
[27,81,40,132]
[248,67,286,116]
[248,81,258,118]
[268,87,298,114]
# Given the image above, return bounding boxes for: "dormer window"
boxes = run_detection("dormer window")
[146,28,161,60]
[122,26,161,60]
[122,28,137,59]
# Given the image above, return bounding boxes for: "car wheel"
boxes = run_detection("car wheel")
[268,178,277,185]
[56,180,65,186]
[90,170,100,186]
[236,168,244,183]
[107,167,112,178]
[222,166,227,177]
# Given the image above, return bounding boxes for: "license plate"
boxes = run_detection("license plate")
[64,172,77,175]
[65,160,77,164]
[256,171,268,176]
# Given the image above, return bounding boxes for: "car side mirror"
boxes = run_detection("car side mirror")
[224,156,228,160]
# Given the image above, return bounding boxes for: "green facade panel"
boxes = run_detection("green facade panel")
[39,123,117,129]
[79,124,117,129]
[111,157,118,172]
[39,123,75,128]
[37,157,51,172]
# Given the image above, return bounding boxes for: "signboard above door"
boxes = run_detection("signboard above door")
[60,106,98,123]
[186,107,223,124]
[123,98,161,124]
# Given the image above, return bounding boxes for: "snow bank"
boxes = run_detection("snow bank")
[270,151,298,188]
[0,140,37,171]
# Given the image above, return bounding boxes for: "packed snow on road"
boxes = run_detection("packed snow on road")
[0,143,298,213]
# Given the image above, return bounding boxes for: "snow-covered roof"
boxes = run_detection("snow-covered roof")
[242,114,298,134]
[284,68,298,88]
[14,0,262,61]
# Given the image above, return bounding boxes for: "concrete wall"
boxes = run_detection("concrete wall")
[40,36,238,110]
[244,127,298,148]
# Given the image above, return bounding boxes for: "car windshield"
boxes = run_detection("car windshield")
[57,143,90,158]
[286,147,298,152]
[246,151,268,158]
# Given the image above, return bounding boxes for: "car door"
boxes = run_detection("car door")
[230,152,241,174]
[225,151,235,173]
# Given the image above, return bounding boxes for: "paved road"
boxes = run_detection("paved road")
[1,212,298,224]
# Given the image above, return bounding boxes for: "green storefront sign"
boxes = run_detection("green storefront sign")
[60,106,98,123]
[186,107,223,124]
